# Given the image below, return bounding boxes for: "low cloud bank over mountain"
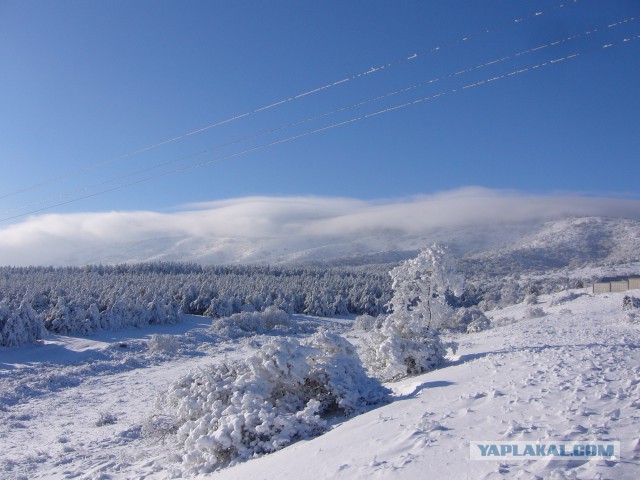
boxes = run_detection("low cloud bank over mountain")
[1,187,639,266]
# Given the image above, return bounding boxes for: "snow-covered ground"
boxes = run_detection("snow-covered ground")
[1,289,639,479]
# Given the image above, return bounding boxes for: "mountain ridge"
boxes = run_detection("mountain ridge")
[46,216,640,275]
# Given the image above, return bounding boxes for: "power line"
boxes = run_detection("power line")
[2,31,637,223]
[4,14,634,218]
[0,0,581,202]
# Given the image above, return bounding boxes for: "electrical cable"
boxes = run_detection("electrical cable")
[2,31,637,223]
[0,0,582,202]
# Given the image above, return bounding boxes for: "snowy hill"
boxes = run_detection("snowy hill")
[46,216,640,272]
[1,287,639,479]
[459,217,640,277]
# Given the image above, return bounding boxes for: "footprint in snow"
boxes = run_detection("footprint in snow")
[604,407,620,420]
[560,424,588,440]
[416,419,449,435]
[458,391,487,403]
[501,420,530,438]
[576,406,596,417]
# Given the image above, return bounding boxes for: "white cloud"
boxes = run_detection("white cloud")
[1,187,639,266]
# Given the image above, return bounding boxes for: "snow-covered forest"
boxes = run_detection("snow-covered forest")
[0,263,391,347]
[1,252,621,350]
[0,257,601,348]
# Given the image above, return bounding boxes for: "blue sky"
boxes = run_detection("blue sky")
[1,0,639,224]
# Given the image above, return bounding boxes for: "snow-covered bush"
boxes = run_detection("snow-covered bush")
[626,311,639,324]
[141,414,178,440]
[623,296,640,324]
[492,316,517,328]
[463,308,491,333]
[0,298,46,347]
[448,306,490,333]
[160,331,389,473]
[550,291,585,306]
[148,334,180,355]
[622,295,640,310]
[361,245,462,381]
[210,307,291,338]
[352,314,381,332]
[96,412,117,426]
[466,318,490,333]
[362,324,447,381]
[526,307,546,319]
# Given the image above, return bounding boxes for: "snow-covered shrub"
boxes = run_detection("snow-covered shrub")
[148,334,180,355]
[550,291,585,306]
[210,307,291,338]
[160,331,389,473]
[497,283,522,308]
[362,322,447,381]
[626,311,639,324]
[466,313,491,333]
[0,299,46,347]
[449,306,490,333]
[96,412,117,426]
[141,414,179,440]
[352,314,381,332]
[492,316,517,327]
[526,307,546,319]
[623,296,640,324]
[360,245,462,381]
[622,295,640,310]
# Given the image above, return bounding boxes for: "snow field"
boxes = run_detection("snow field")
[208,290,640,480]
[0,289,638,479]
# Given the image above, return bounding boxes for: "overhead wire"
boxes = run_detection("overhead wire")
[2,30,638,223]
[0,0,582,202]
[2,14,635,217]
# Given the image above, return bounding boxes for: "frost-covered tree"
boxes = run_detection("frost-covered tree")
[388,243,463,330]
[362,244,463,381]
[44,295,72,334]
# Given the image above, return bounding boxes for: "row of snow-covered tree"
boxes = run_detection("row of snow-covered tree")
[0,262,393,347]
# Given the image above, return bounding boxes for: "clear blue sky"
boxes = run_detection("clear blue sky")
[1,0,639,222]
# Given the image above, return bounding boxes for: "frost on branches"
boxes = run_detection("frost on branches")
[362,244,464,381]
[159,331,390,474]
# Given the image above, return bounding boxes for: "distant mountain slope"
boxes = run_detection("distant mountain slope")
[461,217,640,276]
[50,216,640,273]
